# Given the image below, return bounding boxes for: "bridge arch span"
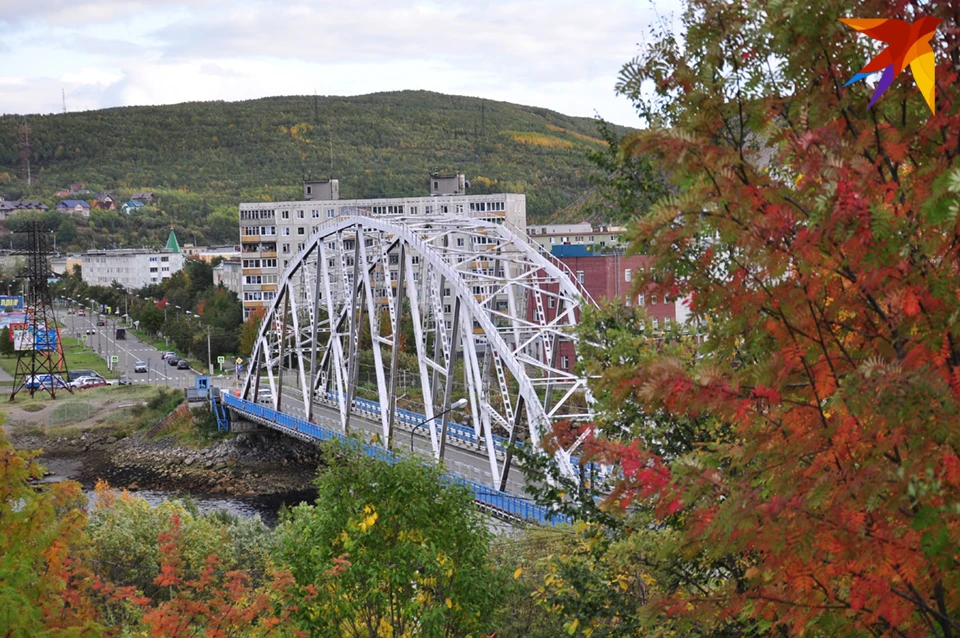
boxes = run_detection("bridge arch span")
[241,216,593,487]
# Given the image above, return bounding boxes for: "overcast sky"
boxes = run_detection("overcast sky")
[0,0,682,126]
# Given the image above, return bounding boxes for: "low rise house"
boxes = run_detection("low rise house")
[121,200,145,214]
[0,199,49,221]
[56,200,91,217]
[93,200,116,211]
[131,191,154,203]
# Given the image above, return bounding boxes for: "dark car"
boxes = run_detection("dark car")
[176,359,190,370]
[96,319,106,326]
[167,357,180,366]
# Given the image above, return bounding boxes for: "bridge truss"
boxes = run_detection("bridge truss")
[241,216,594,489]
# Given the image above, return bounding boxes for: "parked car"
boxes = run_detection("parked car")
[26,374,68,390]
[160,352,176,361]
[73,377,107,390]
[134,360,147,373]
[256,389,273,404]
[68,370,105,383]
[118,375,128,386]
[115,328,126,340]
[77,309,85,317]
[67,309,74,315]
[176,359,190,370]
[167,357,180,366]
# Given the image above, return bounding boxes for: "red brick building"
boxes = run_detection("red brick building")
[529,247,691,372]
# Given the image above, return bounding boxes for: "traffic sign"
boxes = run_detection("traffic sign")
[81,334,88,341]
[217,356,225,364]
[110,355,119,363]
[236,357,243,365]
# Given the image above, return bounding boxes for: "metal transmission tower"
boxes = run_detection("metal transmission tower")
[10,221,72,400]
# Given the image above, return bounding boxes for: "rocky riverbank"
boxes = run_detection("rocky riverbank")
[11,427,325,497]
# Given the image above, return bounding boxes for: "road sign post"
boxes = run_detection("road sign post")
[217,355,225,373]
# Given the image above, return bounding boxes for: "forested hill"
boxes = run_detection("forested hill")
[0,91,627,225]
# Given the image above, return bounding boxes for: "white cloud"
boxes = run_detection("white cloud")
[0,0,680,124]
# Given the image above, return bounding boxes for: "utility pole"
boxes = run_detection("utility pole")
[62,88,67,114]
[207,324,213,376]
[18,117,32,187]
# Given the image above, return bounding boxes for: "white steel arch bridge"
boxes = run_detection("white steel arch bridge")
[237,215,595,493]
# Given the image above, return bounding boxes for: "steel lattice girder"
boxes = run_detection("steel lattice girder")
[241,216,595,489]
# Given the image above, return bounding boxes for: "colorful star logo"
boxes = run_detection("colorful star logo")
[841,16,942,114]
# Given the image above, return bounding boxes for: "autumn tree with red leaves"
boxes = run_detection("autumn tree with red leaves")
[554,0,960,635]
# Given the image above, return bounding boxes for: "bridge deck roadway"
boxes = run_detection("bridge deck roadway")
[274,388,530,496]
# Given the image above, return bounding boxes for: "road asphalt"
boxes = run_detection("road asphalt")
[59,309,236,390]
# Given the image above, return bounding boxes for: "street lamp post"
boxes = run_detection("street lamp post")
[409,398,468,453]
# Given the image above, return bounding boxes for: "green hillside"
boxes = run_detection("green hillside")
[0,91,627,251]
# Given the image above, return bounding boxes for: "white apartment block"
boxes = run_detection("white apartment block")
[213,259,242,296]
[238,175,527,318]
[527,222,626,251]
[82,249,185,290]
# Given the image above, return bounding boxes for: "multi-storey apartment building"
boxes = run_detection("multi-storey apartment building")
[238,174,527,318]
[527,222,626,251]
[81,249,185,290]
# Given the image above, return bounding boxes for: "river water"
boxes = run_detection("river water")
[39,456,317,527]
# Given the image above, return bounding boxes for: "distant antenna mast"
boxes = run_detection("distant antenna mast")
[62,88,67,114]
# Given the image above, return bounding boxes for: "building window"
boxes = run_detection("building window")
[624,269,632,282]
[306,186,312,195]
[456,238,465,247]
[548,297,555,308]
[282,244,290,253]
[638,293,645,306]
[297,210,304,219]
[297,227,305,235]
[444,304,451,314]
[282,228,290,236]
[281,211,289,219]
[576,270,584,284]
[652,318,659,329]
[443,288,450,297]
[433,181,439,189]
[561,355,569,369]
[651,294,657,305]
[327,209,336,218]
[312,209,319,218]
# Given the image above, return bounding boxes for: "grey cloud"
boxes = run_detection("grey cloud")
[201,62,242,77]
[148,1,656,85]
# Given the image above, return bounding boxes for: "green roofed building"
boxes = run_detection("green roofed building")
[166,230,181,253]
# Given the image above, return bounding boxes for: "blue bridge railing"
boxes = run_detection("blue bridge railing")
[222,393,569,526]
